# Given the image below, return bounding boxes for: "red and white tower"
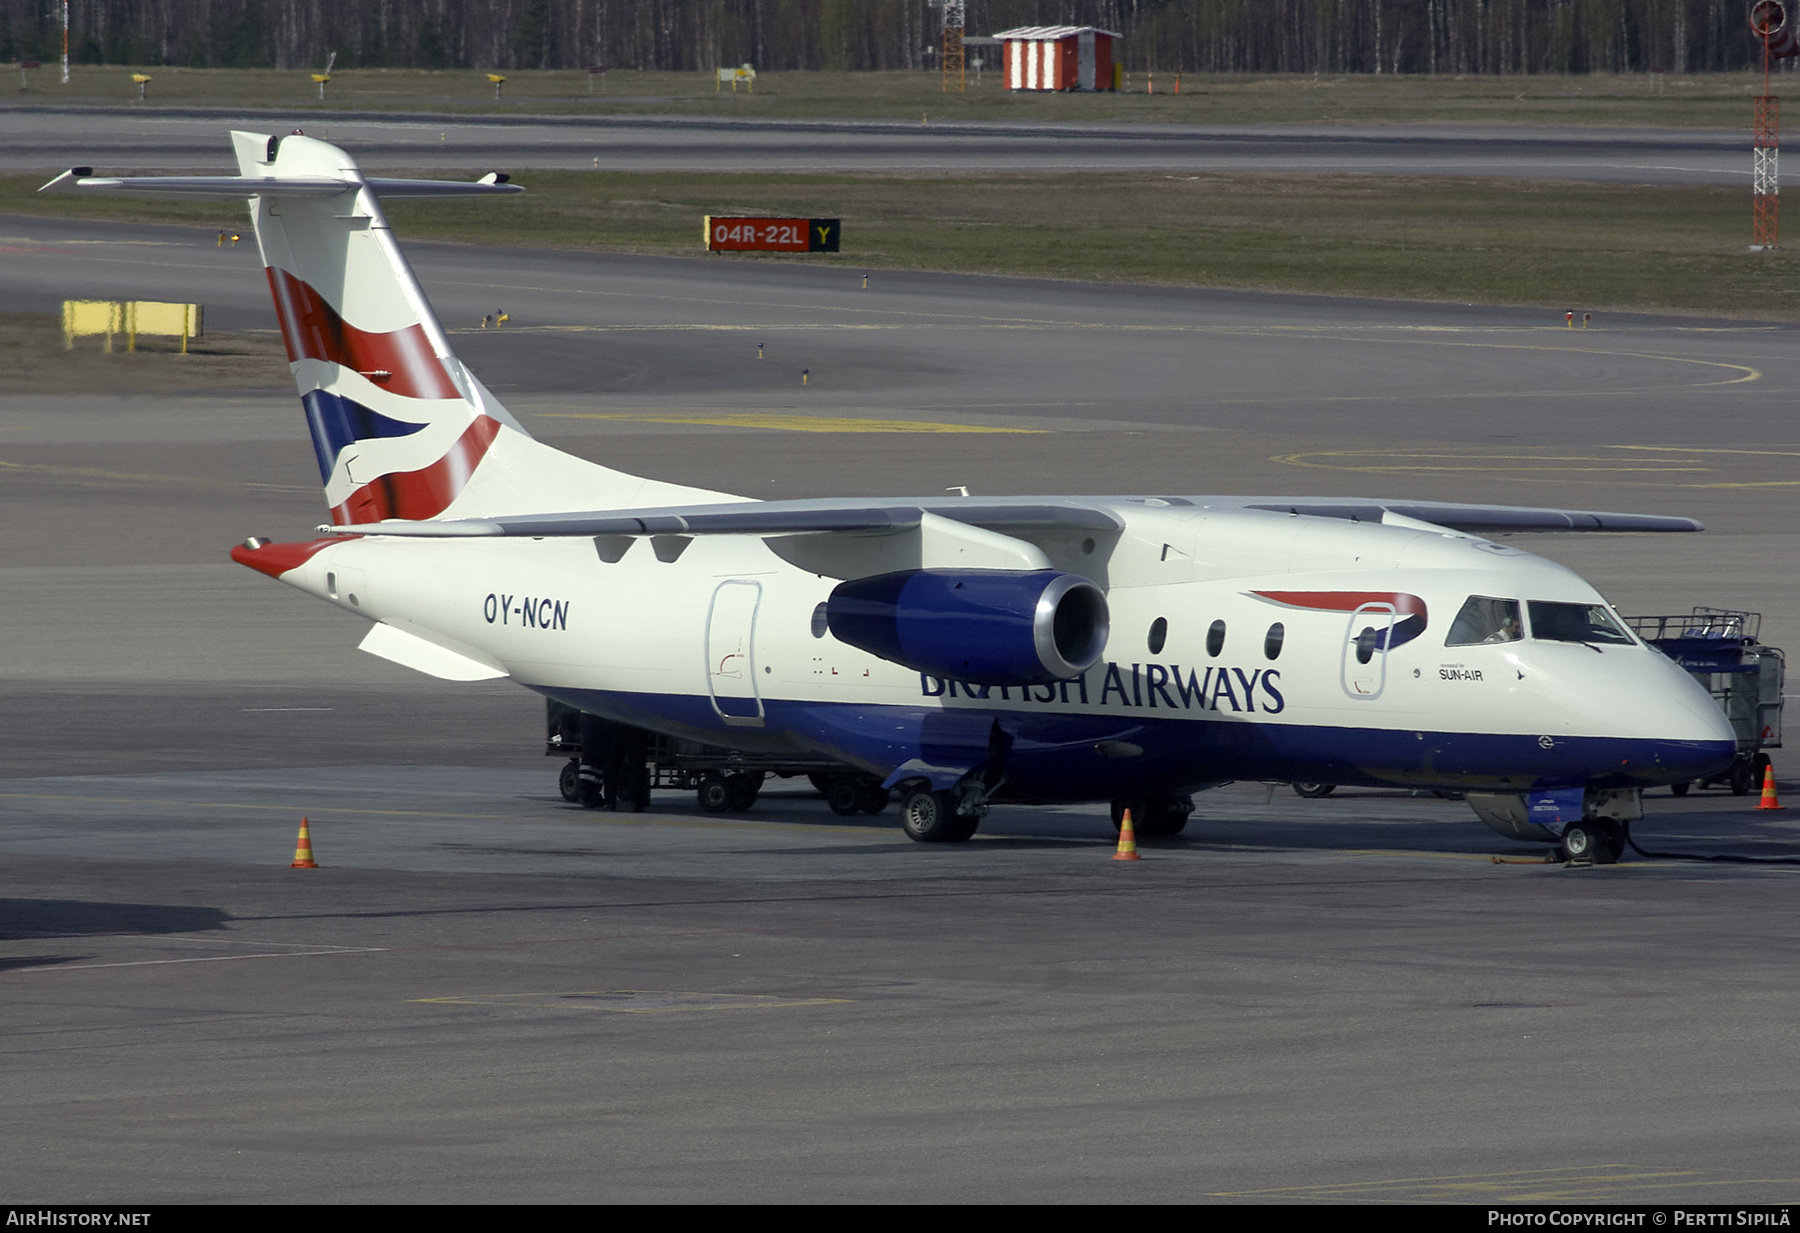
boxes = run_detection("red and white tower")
[931,0,966,93]
[1750,1,1800,249]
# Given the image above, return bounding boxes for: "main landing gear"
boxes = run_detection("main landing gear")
[899,787,981,843]
[815,773,891,817]
[1110,796,1195,837]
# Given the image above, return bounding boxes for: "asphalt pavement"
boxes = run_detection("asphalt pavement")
[3,212,1798,1203]
[0,105,1758,182]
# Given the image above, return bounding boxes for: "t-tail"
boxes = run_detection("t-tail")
[40,131,734,525]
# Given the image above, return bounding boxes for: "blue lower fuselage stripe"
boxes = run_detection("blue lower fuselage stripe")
[533,687,1738,800]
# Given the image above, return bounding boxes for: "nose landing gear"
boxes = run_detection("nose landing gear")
[1559,818,1626,865]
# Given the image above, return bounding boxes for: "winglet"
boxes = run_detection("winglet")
[36,168,92,193]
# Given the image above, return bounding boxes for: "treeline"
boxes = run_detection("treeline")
[0,1,1775,77]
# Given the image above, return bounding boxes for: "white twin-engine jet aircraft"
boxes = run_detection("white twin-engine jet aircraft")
[46,132,1737,860]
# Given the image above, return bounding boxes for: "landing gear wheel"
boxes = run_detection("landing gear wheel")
[1111,798,1191,836]
[696,773,733,813]
[1672,782,1690,797]
[1591,819,1625,865]
[558,759,580,803]
[900,788,974,842]
[856,782,890,815]
[1110,798,1143,832]
[942,814,980,842]
[1293,783,1336,799]
[807,773,834,795]
[1731,759,1755,796]
[825,777,863,816]
[1142,804,1191,836]
[726,772,762,812]
[1559,821,1597,863]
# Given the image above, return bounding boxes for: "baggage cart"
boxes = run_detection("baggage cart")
[1623,607,1784,795]
[545,700,889,815]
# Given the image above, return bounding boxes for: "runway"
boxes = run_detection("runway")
[1,105,1756,182]
[4,214,1800,1202]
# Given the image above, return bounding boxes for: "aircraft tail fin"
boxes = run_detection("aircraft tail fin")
[235,131,526,524]
[44,132,736,523]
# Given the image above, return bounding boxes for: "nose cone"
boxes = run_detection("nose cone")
[1644,685,1739,785]
[1519,642,1737,788]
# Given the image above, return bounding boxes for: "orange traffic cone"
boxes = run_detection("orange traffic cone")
[1113,808,1141,861]
[1757,764,1783,811]
[290,817,319,868]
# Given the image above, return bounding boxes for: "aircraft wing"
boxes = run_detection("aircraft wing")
[323,499,1127,539]
[1222,498,1703,534]
[326,495,1698,539]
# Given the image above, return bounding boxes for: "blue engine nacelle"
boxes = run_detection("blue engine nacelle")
[826,569,1110,685]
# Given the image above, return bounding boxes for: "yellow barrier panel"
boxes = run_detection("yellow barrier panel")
[62,301,202,353]
[62,300,121,352]
[715,65,755,93]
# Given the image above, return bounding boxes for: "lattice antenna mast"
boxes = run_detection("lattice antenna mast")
[932,0,966,93]
[1757,24,1779,248]
[1749,1,1796,249]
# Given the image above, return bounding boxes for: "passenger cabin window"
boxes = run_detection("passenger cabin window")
[1264,623,1284,660]
[1147,617,1168,655]
[1206,619,1226,657]
[1528,601,1634,646]
[1446,596,1522,646]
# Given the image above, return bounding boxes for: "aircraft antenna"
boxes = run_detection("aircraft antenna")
[929,0,966,94]
[1749,1,1798,250]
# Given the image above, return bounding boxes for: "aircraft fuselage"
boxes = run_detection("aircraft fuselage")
[256,502,1736,803]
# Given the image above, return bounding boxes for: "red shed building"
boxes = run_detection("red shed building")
[996,26,1119,92]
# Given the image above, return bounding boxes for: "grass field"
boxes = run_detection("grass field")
[0,311,289,394]
[3,169,1792,320]
[5,64,1791,128]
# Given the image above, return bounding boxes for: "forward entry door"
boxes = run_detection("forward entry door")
[1340,601,1397,701]
[706,580,765,726]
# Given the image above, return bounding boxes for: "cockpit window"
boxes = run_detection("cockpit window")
[1527,601,1635,646]
[1446,596,1523,646]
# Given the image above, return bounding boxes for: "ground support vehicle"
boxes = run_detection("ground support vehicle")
[546,701,888,815]
[1624,609,1784,796]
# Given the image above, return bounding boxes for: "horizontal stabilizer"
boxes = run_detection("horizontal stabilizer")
[38,170,522,199]
[358,622,508,681]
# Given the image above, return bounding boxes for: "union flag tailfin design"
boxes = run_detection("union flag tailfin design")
[237,131,512,524]
[45,131,741,524]
[267,266,463,401]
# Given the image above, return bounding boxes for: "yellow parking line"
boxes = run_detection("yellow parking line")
[1210,1164,1692,1199]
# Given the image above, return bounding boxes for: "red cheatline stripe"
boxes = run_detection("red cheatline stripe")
[331,415,503,525]
[266,267,461,401]
[1253,590,1426,616]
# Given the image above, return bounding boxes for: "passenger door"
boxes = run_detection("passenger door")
[706,580,765,727]
[1340,601,1397,700]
